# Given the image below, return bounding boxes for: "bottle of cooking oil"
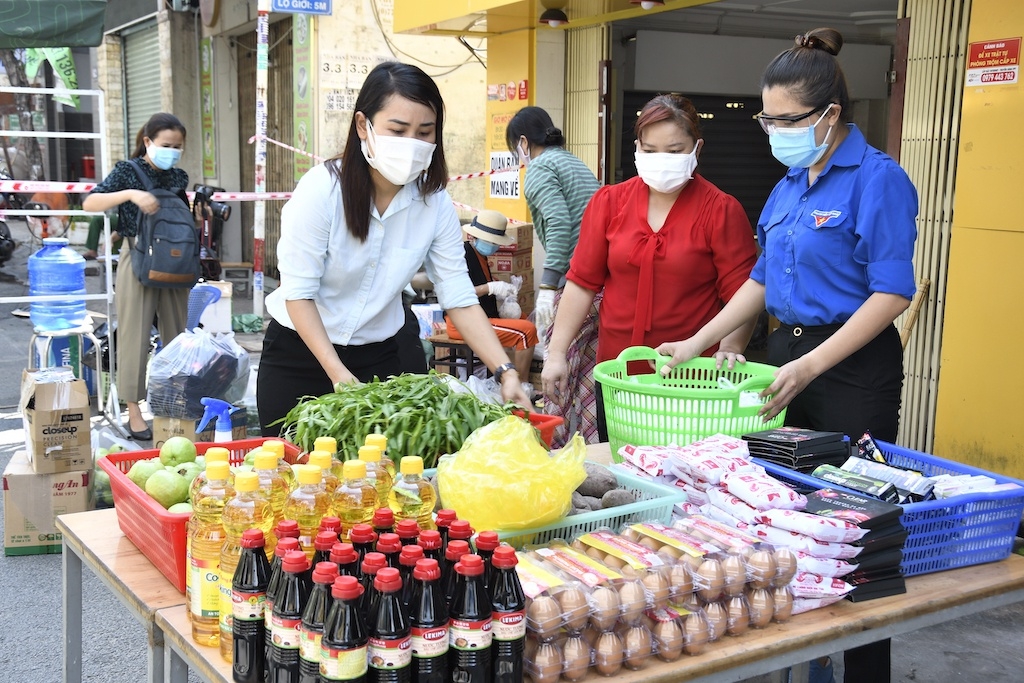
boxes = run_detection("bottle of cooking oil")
[308,450,340,496]
[364,434,396,480]
[389,456,437,531]
[284,464,332,562]
[332,459,378,541]
[219,470,274,661]
[190,460,235,646]
[314,436,344,480]
[262,438,297,490]
[187,447,234,618]
[358,445,394,508]
[253,452,290,558]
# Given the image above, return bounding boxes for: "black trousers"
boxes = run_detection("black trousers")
[257,319,403,437]
[768,322,902,683]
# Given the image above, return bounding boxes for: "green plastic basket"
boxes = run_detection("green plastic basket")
[594,346,787,459]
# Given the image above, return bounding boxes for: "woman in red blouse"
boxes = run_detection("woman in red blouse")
[543,94,758,433]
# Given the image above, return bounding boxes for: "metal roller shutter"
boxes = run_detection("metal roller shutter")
[123,25,161,154]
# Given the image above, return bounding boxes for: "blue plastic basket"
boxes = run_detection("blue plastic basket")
[755,441,1024,577]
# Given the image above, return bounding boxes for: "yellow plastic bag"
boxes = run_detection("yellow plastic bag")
[437,415,587,531]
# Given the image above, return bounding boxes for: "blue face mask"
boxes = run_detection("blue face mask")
[768,106,834,168]
[147,145,182,171]
[473,239,500,257]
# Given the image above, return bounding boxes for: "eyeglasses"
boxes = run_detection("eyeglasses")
[754,105,832,134]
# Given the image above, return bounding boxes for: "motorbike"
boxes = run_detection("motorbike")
[0,169,19,268]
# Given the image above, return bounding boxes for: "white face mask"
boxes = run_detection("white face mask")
[360,118,437,187]
[634,140,701,194]
[517,141,530,168]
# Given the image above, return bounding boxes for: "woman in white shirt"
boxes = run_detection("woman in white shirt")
[258,62,531,434]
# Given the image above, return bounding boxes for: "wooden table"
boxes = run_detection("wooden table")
[57,508,186,683]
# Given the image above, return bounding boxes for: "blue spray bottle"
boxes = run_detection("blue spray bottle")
[198,397,236,443]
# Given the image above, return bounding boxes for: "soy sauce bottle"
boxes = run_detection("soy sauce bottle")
[490,546,526,683]
[367,566,412,683]
[266,537,301,661]
[350,524,378,576]
[331,542,360,578]
[267,550,311,683]
[473,532,499,591]
[448,554,492,683]
[434,510,457,554]
[441,540,470,607]
[376,533,402,569]
[409,558,449,683]
[373,508,395,536]
[298,562,338,683]
[314,530,340,568]
[397,545,424,612]
[417,530,443,566]
[232,529,272,683]
[447,520,474,550]
[360,552,388,629]
[320,575,368,682]
[395,519,421,547]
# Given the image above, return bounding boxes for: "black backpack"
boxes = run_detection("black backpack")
[128,160,201,288]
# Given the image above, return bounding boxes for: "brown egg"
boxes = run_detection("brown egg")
[594,631,624,676]
[528,595,563,640]
[529,642,563,683]
[722,555,747,597]
[525,636,538,664]
[570,539,588,553]
[641,570,671,610]
[728,543,754,560]
[726,595,750,637]
[695,558,725,602]
[652,618,684,661]
[774,547,797,585]
[589,585,621,631]
[747,550,778,590]
[703,600,728,641]
[682,613,709,655]
[622,625,653,670]
[638,536,661,551]
[617,580,647,624]
[668,562,693,602]
[561,635,592,681]
[557,587,591,633]
[748,588,774,628]
[602,554,627,570]
[679,552,704,571]
[581,624,601,647]
[659,544,683,559]
[620,527,641,542]
[772,586,794,622]
[585,546,605,561]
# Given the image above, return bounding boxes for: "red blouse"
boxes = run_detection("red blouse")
[568,175,757,363]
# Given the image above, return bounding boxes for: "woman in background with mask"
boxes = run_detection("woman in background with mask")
[84,113,191,441]
[257,62,531,434]
[543,94,757,439]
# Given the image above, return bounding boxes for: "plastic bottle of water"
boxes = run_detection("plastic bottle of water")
[28,238,87,331]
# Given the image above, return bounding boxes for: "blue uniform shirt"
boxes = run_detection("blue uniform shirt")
[750,125,918,326]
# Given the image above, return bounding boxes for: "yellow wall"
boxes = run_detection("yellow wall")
[934,0,1024,476]
[483,31,533,220]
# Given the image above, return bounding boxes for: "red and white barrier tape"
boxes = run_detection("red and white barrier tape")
[248,134,325,161]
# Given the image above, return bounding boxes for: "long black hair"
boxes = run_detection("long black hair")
[131,113,186,158]
[329,61,448,242]
[761,28,850,122]
[505,106,565,155]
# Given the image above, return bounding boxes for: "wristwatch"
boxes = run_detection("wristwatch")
[493,362,517,384]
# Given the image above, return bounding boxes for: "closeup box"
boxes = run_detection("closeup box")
[20,370,92,475]
[492,269,534,293]
[197,280,233,334]
[411,303,445,339]
[497,222,534,254]
[153,407,249,448]
[488,251,533,274]
[3,450,91,556]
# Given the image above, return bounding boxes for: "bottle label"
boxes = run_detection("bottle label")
[264,600,274,634]
[190,557,220,619]
[271,615,303,649]
[449,618,492,651]
[368,636,412,669]
[233,589,267,621]
[410,625,449,658]
[491,610,526,641]
[299,625,323,662]
[218,578,234,633]
[320,645,368,680]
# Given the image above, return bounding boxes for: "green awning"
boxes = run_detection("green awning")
[0,1,107,49]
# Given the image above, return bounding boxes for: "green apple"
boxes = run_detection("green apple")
[108,444,127,453]
[194,456,206,470]
[168,502,193,514]
[159,436,198,467]
[145,470,190,509]
[127,459,163,490]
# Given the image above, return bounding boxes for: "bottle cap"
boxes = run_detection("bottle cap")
[206,461,230,480]
[262,440,286,458]
[312,561,339,585]
[455,553,485,576]
[399,545,424,567]
[234,470,259,492]
[283,550,309,574]
[315,530,339,551]
[400,455,423,475]
[449,520,473,540]
[275,537,301,558]
[396,519,420,539]
[475,531,500,552]
[330,542,357,565]
[417,530,442,550]
[349,524,377,544]
[308,450,333,470]
[413,558,442,582]
[376,533,401,555]
[446,539,470,561]
[343,459,368,479]
[364,433,387,451]
[319,516,342,534]
[358,445,382,463]
[491,545,519,569]
[435,510,458,528]
[373,508,395,529]
[314,436,338,454]
[276,519,300,538]
[296,464,322,485]
[240,529,266,549]
[374,566,402,593]
[254,452,279,471]
[362,552,387,575]
[332,575,363,600]
[205,447,230,463]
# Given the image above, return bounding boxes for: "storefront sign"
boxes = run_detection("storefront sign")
[489,151,519,199]
[292,14,314,181]
[270,0,331,15]
[966,37,1020,86]
[200,38,217,178]
[321,51,387,112]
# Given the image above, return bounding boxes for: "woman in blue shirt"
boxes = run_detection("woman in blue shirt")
[658,27,917,683]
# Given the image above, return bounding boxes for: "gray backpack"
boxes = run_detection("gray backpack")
[128,160,201,288]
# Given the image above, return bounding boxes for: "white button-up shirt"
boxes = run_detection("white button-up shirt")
[266,164,477,346]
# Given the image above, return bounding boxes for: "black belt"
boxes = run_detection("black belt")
[777,322,845,338]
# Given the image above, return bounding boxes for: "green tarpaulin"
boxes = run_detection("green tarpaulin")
[0,1,107,49]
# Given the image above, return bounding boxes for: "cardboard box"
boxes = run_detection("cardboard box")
[153,407,249,449]
[3,450,91,555]
[497,222,534,254]
[488,251,533,275]
[197,280,233,334]
[411,303,445,339]
[491,269,535,294]
[20,370,92,475]
[518,288,537,316]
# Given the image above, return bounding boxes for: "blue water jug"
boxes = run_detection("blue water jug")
[28,238,87,331]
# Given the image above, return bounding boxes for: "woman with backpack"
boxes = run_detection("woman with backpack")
[83,113,194,441]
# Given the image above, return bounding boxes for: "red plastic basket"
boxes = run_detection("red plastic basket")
[520,411,563,448]
[97,438,301,593]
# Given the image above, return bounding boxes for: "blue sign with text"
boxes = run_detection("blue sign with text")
[271,0,331,15]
